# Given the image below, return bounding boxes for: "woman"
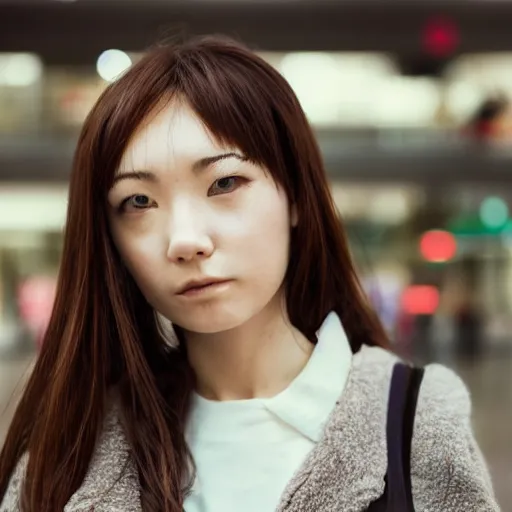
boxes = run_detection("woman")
[0,36,499,512]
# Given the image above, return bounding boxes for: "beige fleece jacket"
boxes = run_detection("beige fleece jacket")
[0,345,500,512]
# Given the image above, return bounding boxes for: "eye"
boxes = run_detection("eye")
[208,176,245,196]
[119,194,154,212]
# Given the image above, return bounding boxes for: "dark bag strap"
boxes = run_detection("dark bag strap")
[385,362,425,511]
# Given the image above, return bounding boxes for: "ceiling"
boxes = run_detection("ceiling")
[2,1,512,65]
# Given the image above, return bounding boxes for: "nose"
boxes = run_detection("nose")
[166,205,214,264]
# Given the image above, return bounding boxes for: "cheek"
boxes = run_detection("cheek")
[232,190,291,276]
[111,229,164,291]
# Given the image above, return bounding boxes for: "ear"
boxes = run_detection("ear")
[290,204,299,227]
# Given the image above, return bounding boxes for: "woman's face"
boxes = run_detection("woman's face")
[107,100,296,334]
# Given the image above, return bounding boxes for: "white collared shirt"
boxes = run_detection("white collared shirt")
[184,312,352,512]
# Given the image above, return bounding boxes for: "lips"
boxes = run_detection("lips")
[177,278,231,295]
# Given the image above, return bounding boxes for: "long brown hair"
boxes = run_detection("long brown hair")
[0,36,388,511]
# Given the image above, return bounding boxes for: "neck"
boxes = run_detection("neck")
[183,295,314,401]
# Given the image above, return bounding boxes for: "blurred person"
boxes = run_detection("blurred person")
[465,93,512,142]
[16,275,57,352]
[454,298,484,362]
[0,37,499,512]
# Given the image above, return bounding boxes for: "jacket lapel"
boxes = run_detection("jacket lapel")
[276,346,396,512]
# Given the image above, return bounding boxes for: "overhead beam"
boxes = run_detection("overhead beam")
[0,134,511,185]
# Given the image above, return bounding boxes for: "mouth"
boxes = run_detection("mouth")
[177,278,233,297]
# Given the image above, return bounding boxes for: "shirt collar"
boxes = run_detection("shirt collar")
[261,311,352,442]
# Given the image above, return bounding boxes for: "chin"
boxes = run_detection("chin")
[169,304,254,335]
[157,284,285,336]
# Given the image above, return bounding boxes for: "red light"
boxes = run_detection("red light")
[401,285,440,315]
[423,17,459,58]
[420,230,457,262]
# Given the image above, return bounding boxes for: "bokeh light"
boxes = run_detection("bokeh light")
[96,49,132,82]
[480,196,509,229]
[419,230,457,262]
[401,285,440,315]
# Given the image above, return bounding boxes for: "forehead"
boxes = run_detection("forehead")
[119,99,229,173]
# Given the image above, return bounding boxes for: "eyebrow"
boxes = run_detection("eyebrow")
[192,152,247,172]
[112,152,247,186]
[112,170,157,186]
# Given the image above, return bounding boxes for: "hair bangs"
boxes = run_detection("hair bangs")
[174,39,296,190]
[84,38,299,200]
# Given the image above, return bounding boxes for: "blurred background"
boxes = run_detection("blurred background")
[0,0,511,508]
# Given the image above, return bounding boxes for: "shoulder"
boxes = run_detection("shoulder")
[411,364,499,511]
[414,362,471,434]
[410,362,473,478]
[0,404,141,512]
[350,346,499,511]
[64,402,141,511]
[351,345,470,419]
[0,452,28,510]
